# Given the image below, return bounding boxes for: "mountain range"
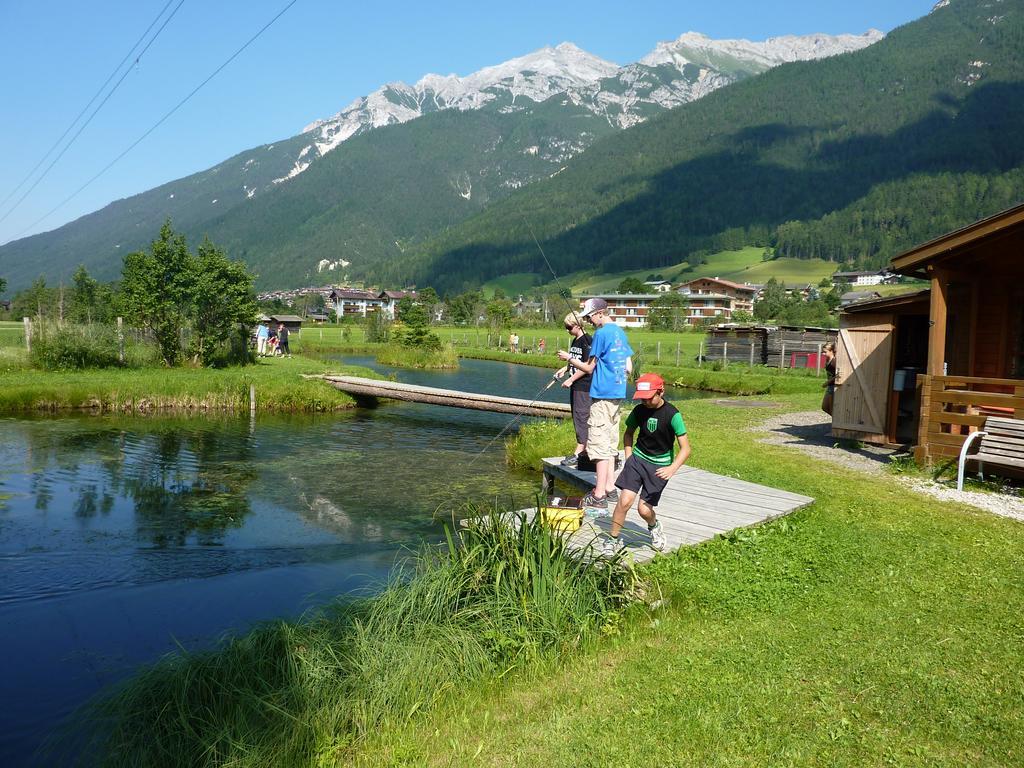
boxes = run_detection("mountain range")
[387,0,1024,293]
[0,28,882,290]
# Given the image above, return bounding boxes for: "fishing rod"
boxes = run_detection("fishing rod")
[523,218,586,326]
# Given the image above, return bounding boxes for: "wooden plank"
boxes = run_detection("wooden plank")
[924,412,987,428]
[987,418,1024,433]
[671,467,812,503]
[925,431,970,448]
[658,485,810,515]
[322,376,571,419]
[980,433,1024,448]
[927,267,947,377]
[931,391,1024,408]
[975,444,1024,461]
[970,453,1024,470]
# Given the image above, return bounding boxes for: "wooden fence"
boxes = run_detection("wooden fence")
[916,374,1024,462]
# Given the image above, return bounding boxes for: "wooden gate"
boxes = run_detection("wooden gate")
[832,313,894,443]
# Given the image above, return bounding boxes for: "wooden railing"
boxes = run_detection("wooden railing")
[917,375,1024,462]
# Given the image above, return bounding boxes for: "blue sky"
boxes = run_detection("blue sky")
[0,0,935,246]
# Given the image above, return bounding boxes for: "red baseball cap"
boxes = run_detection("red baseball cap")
[633,373,665,399]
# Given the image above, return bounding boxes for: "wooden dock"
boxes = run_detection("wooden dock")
[320,375,571,419]
[541,455,814,563]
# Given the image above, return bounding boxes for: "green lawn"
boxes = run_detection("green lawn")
[349,394,1024,767]
[0,352,372,413]
[0,320,25,348]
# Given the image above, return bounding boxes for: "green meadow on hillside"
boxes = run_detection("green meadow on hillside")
[509,247,837,294]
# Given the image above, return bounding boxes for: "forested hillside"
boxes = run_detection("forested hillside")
[389,0,1024,293]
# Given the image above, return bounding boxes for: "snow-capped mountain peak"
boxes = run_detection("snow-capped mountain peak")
[640,29,885,71]
[285,28,883,185]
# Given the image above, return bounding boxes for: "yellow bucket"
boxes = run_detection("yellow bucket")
[540,498,584,533]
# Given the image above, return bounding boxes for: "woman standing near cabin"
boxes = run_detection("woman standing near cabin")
[821,342,837,415]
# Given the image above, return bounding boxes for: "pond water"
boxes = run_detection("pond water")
[0,357,706,763]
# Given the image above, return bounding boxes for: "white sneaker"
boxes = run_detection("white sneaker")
[649,521,667,552]
[600,536,625,558]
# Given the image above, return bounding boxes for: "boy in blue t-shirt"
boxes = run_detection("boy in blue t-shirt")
[557,298,633,508]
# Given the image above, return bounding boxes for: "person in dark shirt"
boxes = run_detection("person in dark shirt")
[277,323,291,357]
[821,342,836,415]
[601,373,691,556]
[554,312,592,467]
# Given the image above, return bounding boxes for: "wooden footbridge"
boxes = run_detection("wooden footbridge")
[320,375,571,419]
[538,455,814,563]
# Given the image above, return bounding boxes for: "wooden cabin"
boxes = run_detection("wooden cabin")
[705,325,838,368]
[832,202,1024,463]
[269,314,304,334]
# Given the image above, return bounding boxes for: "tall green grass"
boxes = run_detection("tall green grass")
[0,356,370,414]
[375,343,459,369]
[68,509,640,767]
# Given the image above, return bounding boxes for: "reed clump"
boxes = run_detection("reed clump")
[375,343,458,369]
[69,508,640,767]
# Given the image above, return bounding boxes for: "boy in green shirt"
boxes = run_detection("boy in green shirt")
[601,373,691,556]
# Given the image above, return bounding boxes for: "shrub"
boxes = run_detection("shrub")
[30,326,124,371]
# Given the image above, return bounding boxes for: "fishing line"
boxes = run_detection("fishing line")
[522,217,585,326]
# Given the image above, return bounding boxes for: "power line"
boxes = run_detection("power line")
[12,0,300,241]
[0,0,186,226]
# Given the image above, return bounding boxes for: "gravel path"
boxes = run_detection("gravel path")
[751,410,1024,523]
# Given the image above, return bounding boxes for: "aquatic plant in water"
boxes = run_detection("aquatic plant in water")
[62,506,640,767]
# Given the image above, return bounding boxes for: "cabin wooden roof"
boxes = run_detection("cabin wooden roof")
[890,201,1024,276]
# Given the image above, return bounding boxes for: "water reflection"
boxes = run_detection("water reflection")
[10,419,257,547]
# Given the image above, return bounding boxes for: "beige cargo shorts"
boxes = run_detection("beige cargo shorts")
[586,398,621,460]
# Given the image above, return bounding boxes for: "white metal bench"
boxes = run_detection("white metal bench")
[957,416,1024,491]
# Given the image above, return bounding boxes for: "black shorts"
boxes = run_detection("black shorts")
[570,388,591,446]
[614,454,669,507]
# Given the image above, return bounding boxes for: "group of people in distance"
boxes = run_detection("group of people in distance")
[255,321,291,358]
[555,297,691,557]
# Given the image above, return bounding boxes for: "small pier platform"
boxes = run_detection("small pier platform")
[321,375,570,419]
[542,456,814,563]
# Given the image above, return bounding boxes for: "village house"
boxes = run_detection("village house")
[328,288,382,319]
[577,294,660,328]
[832,270,888,286]
[378,290,418,319]
[643,280,673,293]
[832,202,1024,465]
[676,276,758,325]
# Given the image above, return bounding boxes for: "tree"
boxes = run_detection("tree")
[753,277,789,321]
[485,297,513,329]
[189,239,258,365]
[121,223,194,366]
[647,293,689,332]
[69,265,116,324]
[448,291,483,325]
[417,287,441,324]
[0,276,6,296]
[121,221,256,366]
[618,277,646,294]
[10,277,55,321]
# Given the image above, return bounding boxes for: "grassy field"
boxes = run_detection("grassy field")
[469,246,837,296]
[720,255,837,285]
[481,272,542,298]
[301,324,826,395]
[0,351,372,413]
[73,390,1024,766]
[350,394,1024,767]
